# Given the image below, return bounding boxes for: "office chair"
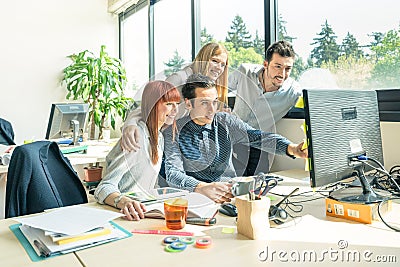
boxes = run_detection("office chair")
[5,141,88,218]
[0,118,16,145]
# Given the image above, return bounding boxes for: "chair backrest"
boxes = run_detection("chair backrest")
[0,118,16,145]
[5,141,88,218]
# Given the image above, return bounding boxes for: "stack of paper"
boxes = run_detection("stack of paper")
[15,206,130,258]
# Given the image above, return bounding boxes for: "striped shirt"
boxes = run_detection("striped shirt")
[163,112,292,191]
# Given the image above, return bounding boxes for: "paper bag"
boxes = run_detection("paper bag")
[236,195,270,240]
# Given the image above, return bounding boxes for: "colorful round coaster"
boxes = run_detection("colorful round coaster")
[195,237,212,249]
[163,236,180,245]
[170,241,187,251]
[179,236,195,245]
[165,244,183,253]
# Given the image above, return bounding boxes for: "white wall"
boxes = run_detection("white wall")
[380,122,400,170]
[272,118,400,172]
[0,0,118,144]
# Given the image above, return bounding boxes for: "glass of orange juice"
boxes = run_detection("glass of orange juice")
[164,198,188,230]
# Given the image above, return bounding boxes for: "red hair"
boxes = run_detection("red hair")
[141,81,180,164]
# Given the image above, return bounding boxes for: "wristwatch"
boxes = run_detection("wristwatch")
[113,194,124,208]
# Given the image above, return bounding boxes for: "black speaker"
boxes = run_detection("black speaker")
[269,205,288,224]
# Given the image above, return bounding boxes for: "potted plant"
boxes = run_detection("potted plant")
[83,162,103,183]
[61,45,133,139]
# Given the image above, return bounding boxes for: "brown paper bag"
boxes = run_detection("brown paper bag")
[236,195,270,240]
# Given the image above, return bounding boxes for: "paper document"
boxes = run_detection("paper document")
[19,222,128,257]
[16,206,122,236]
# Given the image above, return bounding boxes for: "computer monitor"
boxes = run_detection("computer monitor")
[45,103,89,145]
[303,89,386,204]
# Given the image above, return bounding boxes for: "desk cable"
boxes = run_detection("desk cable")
[343,157,400,232]
[354,157,400,194]
[377,197,400,232]
[269,190,328,222]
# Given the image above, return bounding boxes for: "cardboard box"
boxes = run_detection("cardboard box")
[325,197,391,224]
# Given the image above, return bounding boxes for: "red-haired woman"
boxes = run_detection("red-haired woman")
[95,81,180,221]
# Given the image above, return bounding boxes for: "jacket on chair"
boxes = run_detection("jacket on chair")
[0,118,16,145]
[5,141,88,218]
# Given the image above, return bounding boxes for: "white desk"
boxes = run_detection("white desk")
[73,171,400,266]
[0,171,7,219]
[0,217,82,267]
[2,170,400,266]
[0,165,7,174]
[64,139,115,166]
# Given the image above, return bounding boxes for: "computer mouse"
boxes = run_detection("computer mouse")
[219,203,238,217]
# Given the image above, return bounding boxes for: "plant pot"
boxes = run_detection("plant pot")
[84,166,103,182]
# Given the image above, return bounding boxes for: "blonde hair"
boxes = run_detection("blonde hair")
[192,43,229,107]
[141,81,180,165]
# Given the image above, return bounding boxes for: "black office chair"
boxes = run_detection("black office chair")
[5,141,88,218]
[0,118,16,145]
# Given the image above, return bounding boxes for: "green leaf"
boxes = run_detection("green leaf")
[60,45,132,135]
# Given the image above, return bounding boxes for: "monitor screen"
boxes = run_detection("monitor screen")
[303,89,385,202]
[45,103,89,144]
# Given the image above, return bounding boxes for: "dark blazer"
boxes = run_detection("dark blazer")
[5,141,88,218]
[0,118,15,145]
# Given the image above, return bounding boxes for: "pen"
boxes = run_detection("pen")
[131,229,194,236]
[34,239,52,257]
[186,217,217,226]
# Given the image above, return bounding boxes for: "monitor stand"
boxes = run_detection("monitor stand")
[331,165,388,204]
[70,119,80,145]
[348,173,376,187]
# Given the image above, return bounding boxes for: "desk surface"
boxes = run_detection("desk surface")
[0,217,82,266]
[0,165,7,175]
[0,139,115,173]
[74,171,400,266]
[60,139,115,166]
[2,170,400,266]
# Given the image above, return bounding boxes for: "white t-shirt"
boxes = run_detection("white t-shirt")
[229,63,301,132]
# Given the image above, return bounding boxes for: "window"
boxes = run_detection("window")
[120,3,149,97]
[119,0,400,121]
[153,0,191,80]
[278,0,400,90]
[200,0,265,70]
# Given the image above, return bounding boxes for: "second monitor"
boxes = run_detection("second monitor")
[45,103,89,145]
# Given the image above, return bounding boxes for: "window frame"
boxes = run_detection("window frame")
[119,0,400,122]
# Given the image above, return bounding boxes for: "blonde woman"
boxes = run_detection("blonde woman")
[167,42,229,105]
[122,42,229,152]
